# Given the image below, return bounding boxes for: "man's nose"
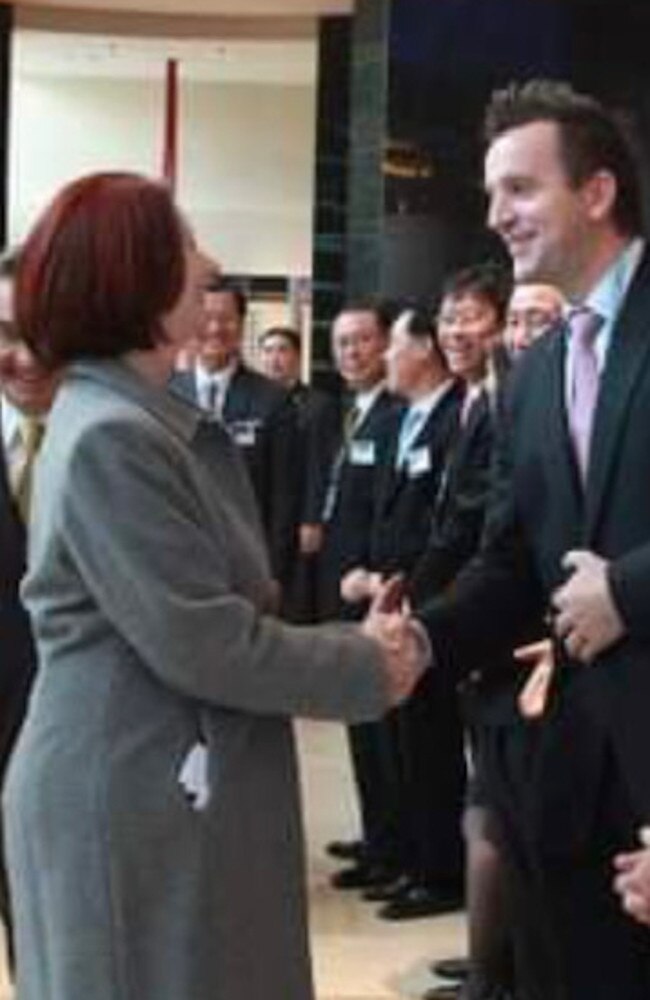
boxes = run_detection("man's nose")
[487,190,512,233]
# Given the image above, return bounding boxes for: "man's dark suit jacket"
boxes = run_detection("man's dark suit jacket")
[0,413,36,780]
[318,388,400,620]
[369,383,462,578]
[409,388,496,601]
[419,248,650,856]
[171,364,299,589]
[288,381,340,527]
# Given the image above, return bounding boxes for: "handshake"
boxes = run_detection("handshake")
[343,568,430,708]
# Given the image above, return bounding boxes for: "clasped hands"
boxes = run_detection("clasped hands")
[345,569,428,707]
[550,549,625,663]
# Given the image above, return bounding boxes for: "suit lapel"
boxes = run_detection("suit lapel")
[221,366,246,422]
[540,325,584,520]
[378,407,405,512]
[585,252,650,537]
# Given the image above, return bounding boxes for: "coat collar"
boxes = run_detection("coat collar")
[585,246,650,536]
[70,358,206,444]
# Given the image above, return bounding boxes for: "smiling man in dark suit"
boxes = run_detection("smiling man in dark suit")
[318,301,404,888]
[343,304,467,920]
[171,277,299,603]
[389,81,650,1000]
[0,247,59,965]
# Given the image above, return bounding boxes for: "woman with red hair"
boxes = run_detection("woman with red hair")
[3,172,424,1000]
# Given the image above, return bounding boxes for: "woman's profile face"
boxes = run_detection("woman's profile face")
[162,232,215,352]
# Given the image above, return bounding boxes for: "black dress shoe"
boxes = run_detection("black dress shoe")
[362,872,412,902]
[421,987,460,1000]
[377,883,464,920]
[432,957,470,981]
[325,838,365,862]
[330,862,401,890]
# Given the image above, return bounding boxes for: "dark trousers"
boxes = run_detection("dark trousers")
[347,717,404,869]
[396,668,465,886]
[483,722,650,1000]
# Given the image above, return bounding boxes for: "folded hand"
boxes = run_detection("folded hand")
[613,829,650,926]
[340,567,382,604]
[361,575,429,706]
[551,550,625,663]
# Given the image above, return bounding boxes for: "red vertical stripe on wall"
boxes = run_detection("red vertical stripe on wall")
[162,58,178,197]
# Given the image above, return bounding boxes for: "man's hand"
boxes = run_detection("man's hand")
[361,575,427,706]
[613,829,650,926]
[551,550,625,663]
[340,567,382,604]
[514,639,555,719]
[298,523,324,556]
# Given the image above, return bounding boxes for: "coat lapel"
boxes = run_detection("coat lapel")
[540,325,583,521]
[585,252,650,538]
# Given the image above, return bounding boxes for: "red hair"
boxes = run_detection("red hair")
[16,172,186,369]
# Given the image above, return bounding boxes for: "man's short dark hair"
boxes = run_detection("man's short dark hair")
[484,79,642,236]
[397,305,448,369]
[259,325,301,354]
[440,262,513,326]
[336,298,397,335]
[203,275,248,319]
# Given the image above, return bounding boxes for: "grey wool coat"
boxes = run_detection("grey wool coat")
[3,358,389,1000]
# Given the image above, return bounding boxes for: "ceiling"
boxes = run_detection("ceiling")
[11,0,354,85]
[11,0,353,16]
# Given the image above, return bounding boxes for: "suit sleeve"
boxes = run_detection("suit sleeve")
[264,392,301,586]
[301,393,340,525]
[56,419,389,722]
[608,547,650,641]
[416,386,546,680]
[409,408,493,599]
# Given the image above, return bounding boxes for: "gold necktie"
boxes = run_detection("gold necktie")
[343,404,359,442]
[14,417,45,523]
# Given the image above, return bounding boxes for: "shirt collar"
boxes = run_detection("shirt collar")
[0,395,22,450]
[195,358,239,392]
[353,380,385,421]
[408,378,455,419]
[69,358,205,443]
[568,237,645,327]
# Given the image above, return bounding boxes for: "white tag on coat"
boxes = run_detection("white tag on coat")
[178,742,210,811]
[349,440,376,466]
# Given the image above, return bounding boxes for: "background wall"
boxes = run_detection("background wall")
[9,71,316,276]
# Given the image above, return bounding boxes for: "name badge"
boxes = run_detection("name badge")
[230,419,261,448]
[407,447,432,477]
[349,439,376,466]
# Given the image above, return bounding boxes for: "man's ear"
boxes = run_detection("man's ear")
[581,169,617,224]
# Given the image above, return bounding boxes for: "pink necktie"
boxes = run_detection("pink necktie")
[566,307,603,482]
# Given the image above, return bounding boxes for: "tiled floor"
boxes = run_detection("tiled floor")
[300,720,465,1000]
[0,720,465,1000]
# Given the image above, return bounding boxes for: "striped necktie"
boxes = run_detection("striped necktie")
[13,417,45,523]
[566,307,603,483]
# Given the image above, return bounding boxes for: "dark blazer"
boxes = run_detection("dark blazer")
[171,365,300,588]
[369,382,462,577]
[288,381,340,526]
[318,388,400,619]
[410,388,496,601]
[419,248,650,851]
[0,411,36,779]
